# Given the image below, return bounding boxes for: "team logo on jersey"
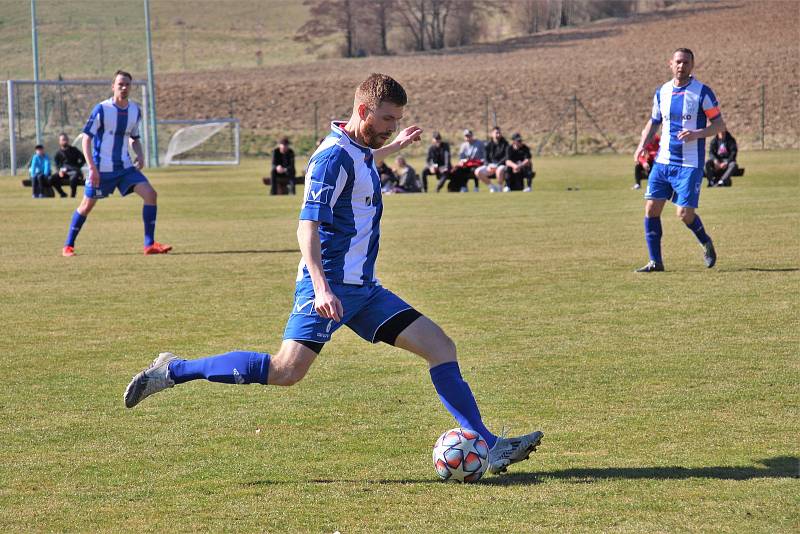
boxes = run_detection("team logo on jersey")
[306,180,335,204]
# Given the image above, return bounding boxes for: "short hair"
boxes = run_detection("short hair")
[59,132,69,139]
[492,126,501,132]
[279,136,290,145]
[355,73,407,110]
[35,144,44,150]
[673,48,694,61]
[113,70,133,82]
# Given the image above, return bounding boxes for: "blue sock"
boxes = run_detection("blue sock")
[142,204,157,246]
[644,216,663,264]
[168,351,270,385]
[430,361,497,448]
[685,215,711,245]
[64,210,87,247]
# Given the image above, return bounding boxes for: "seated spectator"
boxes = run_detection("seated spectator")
[392,156,422,193]
[270,137,296,195]
[377,159,397,191]
[476,126,509,193]
[633,132,660,190]
[705,130,738,187]
[449,129,485,192]
[53,132,86,198]
[29,144,51,199]
[422,132,451,193]
[504,133,535,192]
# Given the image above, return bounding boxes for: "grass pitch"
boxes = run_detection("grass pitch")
[1,151,797,532]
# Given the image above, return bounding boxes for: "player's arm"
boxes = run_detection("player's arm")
[82,132,100,187]
[297,220,343,322]
[635,121,659,163]
[677,115,726,142]
[130,138,145,170]
[373,125,423,161]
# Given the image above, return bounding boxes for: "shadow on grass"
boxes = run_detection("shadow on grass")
[99,248,299,256]
[741,267,799,272]
[482,456,799,486]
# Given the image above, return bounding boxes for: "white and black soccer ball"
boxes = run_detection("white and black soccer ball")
[432,427,489,483]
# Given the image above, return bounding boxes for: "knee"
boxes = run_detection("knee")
[145,189,158,204]
[677,209,694,224]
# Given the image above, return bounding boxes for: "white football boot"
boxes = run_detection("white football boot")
[487,430,544,474]
[124,352,178,408]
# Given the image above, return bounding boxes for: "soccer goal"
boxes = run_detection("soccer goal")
[159,118,240,166]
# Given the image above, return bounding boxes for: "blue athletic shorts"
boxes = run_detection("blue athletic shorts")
[283,280,412,344]
[645,162,704,208]
[85,167,149,199]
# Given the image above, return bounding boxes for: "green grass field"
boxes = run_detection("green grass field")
[1,151,798,532]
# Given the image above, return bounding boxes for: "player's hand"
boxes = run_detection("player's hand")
[88,167,100,187]
[677,129,699,142]
[720,161,728,169]
[314,288,343,322]
[393,125,423,149]
[134,159,144,170]
[634,146,645,163]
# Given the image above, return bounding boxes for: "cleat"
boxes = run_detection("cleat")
[635,260,664,273]
[488,430,544,475]
[632,183,642,190]
[124,352,178,408]
[143,242,172,255]
[523,186,532,192]
[703,239,717,268]
[62,246,75,257]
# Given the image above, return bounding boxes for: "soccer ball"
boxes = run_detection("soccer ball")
[432,427,489,482]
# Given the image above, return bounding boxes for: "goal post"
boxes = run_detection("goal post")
[159,118,240,166]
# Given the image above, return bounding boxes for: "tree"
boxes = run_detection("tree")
[397,0,427,51]
[295,0,358,58]
[361,0,394,55]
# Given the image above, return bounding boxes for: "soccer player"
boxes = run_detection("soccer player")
[61,70,171,257]
[634,48,724,272]
[124,73,543,475]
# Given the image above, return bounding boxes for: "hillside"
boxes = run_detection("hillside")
[154,0,800,153]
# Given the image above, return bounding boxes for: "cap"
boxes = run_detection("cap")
[511,132,522,141]
[432,131,441,140]
[463,129,473,136]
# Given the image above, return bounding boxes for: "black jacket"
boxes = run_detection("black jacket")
[426,142,451,169]
[54,145,86,169]
[485,137,509,165]
[708,132,737,162]
[271,147,295,176]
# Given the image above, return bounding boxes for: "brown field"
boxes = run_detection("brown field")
[158,0,800,153]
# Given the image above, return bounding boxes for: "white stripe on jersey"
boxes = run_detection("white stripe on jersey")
[83,98,142,173]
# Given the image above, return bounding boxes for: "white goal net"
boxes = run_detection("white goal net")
[159,119,240,166]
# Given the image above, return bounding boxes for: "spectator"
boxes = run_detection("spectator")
[504,133,535,192]
[705,130,738,187]
[392,156,422,193]
[53,132,87,198]
[271,137,296,195]
[377,159,397,191]
[476,126,509,193]
[633,132,660,190]
[422,131,451,193]
[453,129,485,192]
[29,144,51,199]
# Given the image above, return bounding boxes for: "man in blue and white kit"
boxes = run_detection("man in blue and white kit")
[61,70,171,257]
[124,73,543,475]
[634,48,724,272]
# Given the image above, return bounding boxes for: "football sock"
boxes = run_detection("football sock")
[64,210,87,247]
[429,361,497,448]
[644,216,663,264]
[142,204,157,247]
[685,214,711,245]
[168,351,270,385]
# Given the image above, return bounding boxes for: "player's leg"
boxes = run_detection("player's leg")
[130,179,171,254]
[63,196,97,255]
[123,340,320,408]
[674,167,716,268]
[637,163,670,272]
[50,173,68,198]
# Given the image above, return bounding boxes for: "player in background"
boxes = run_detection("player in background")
[634,48,724,272]
[124,73,543,476]
[62,70,171,257]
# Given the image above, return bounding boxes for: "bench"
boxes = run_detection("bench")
[22,174,85,197]
[262,175,302,195]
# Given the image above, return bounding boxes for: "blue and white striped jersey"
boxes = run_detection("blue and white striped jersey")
[651,77,722,169]
[297,122,383,286]
[82,98,142,173]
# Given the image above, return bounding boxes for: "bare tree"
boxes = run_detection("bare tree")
[397,0,427,51]
[511,0,548,34]
[426,0,453,50]
[361,0,394,55]
[295,0,358,57]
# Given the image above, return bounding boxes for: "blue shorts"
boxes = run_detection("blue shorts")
[283,280,412,344]
[85,167,149,199]
[645,163,704,208]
